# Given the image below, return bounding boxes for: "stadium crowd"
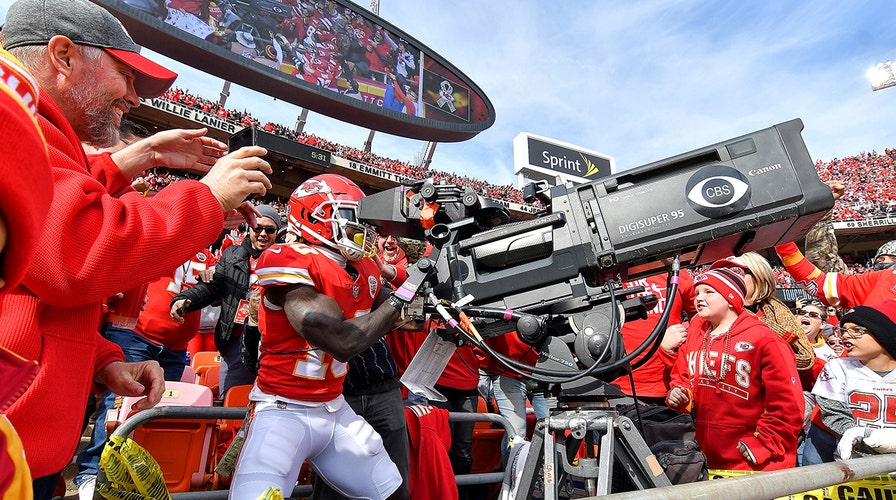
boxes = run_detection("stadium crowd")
[2,1,896,500]
[815,150,896,220]
[159,87,531,205]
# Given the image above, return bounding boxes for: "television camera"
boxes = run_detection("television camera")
[359,118,833,400]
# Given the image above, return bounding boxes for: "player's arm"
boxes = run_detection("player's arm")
[266,283,401,362]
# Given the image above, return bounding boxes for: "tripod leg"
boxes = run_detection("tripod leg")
[515,421,544,500]
[596,420,615,496]
[543,422,557,500]
[612,415,672,489]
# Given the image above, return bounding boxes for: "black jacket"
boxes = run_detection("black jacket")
[172,238,261,352]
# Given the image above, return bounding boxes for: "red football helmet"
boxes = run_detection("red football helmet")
[287,174,376,260]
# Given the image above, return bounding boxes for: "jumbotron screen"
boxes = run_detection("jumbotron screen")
[97,0,495,142]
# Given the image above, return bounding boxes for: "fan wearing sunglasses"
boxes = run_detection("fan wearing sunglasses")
[171,204,283,397]
[813,300,896,460]
[796,302,839,363]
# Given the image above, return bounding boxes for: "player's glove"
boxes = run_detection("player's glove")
[862,428,896,454]
[837,427,872,460]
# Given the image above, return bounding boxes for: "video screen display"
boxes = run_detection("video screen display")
[99,0,495,141]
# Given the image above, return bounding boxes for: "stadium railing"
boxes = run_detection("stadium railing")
[103,404,514,499]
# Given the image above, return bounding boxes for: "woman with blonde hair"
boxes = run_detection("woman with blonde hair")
[711,253,815,373]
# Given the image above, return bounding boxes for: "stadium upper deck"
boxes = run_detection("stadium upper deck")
[129,88,895,259]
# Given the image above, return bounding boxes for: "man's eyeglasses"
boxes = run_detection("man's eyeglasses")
[827,338,843,346]
[795,309,823,319]
[252,226,277,235]
[834,326,870,340]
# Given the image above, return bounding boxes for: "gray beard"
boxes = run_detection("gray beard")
[62,83,119,148]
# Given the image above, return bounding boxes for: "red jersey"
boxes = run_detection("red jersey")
[612,272,696,397]
[254,244,382,402]
[134,249,217,350]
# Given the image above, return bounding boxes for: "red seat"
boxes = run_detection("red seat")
[219,383,252,433]
[190,351,221,370]
[197,364,220,399]
[109,381,217,493]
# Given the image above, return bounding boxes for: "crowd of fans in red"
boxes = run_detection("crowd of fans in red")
[814,150,896,220]
[153,87,896,221]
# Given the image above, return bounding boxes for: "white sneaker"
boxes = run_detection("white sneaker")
[77,475,96,500]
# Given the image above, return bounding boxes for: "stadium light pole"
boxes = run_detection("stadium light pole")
[295,108,309,134]
[868,61,896,91]
[362,0,380,152]
[219,81,231,107]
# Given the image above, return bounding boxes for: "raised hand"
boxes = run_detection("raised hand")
[200,146,273,212]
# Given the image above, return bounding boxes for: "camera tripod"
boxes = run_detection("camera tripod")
[513,399,672,499]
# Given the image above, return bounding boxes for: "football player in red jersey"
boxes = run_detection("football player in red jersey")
[229,174,410,500]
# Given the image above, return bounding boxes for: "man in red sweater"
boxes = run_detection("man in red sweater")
[0,0,272,496]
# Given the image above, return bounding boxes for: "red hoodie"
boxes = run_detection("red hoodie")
[668,313,804,471]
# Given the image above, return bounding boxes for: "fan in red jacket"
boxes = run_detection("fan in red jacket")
[667,267,804,471]
[0,0,271,488]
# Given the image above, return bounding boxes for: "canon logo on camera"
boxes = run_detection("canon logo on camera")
[685,165,752,218]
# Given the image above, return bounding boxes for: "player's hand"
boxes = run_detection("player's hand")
[661,324,688,353]
[836,427,870,460]
[667,386,690,408]
[200,146,273,212]
[94,360,165,412]
[862,428,896,453]
[170,298,190,324]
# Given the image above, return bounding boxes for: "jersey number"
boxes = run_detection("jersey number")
[293,350,347,380]
[850,392,896,426]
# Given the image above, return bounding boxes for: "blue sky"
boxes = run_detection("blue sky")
[4,1,896,187]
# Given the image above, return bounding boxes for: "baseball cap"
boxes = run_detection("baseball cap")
[1,0,177,98]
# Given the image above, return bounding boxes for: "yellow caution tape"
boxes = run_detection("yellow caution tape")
[97,435,171,500]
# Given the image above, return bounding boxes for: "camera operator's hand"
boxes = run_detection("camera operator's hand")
[661,324,688,354]
[200,146,273,212]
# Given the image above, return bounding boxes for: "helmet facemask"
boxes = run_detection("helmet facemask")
[308,199,377,261]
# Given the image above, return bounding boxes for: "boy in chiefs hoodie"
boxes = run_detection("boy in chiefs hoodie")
[666,266,804,471]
